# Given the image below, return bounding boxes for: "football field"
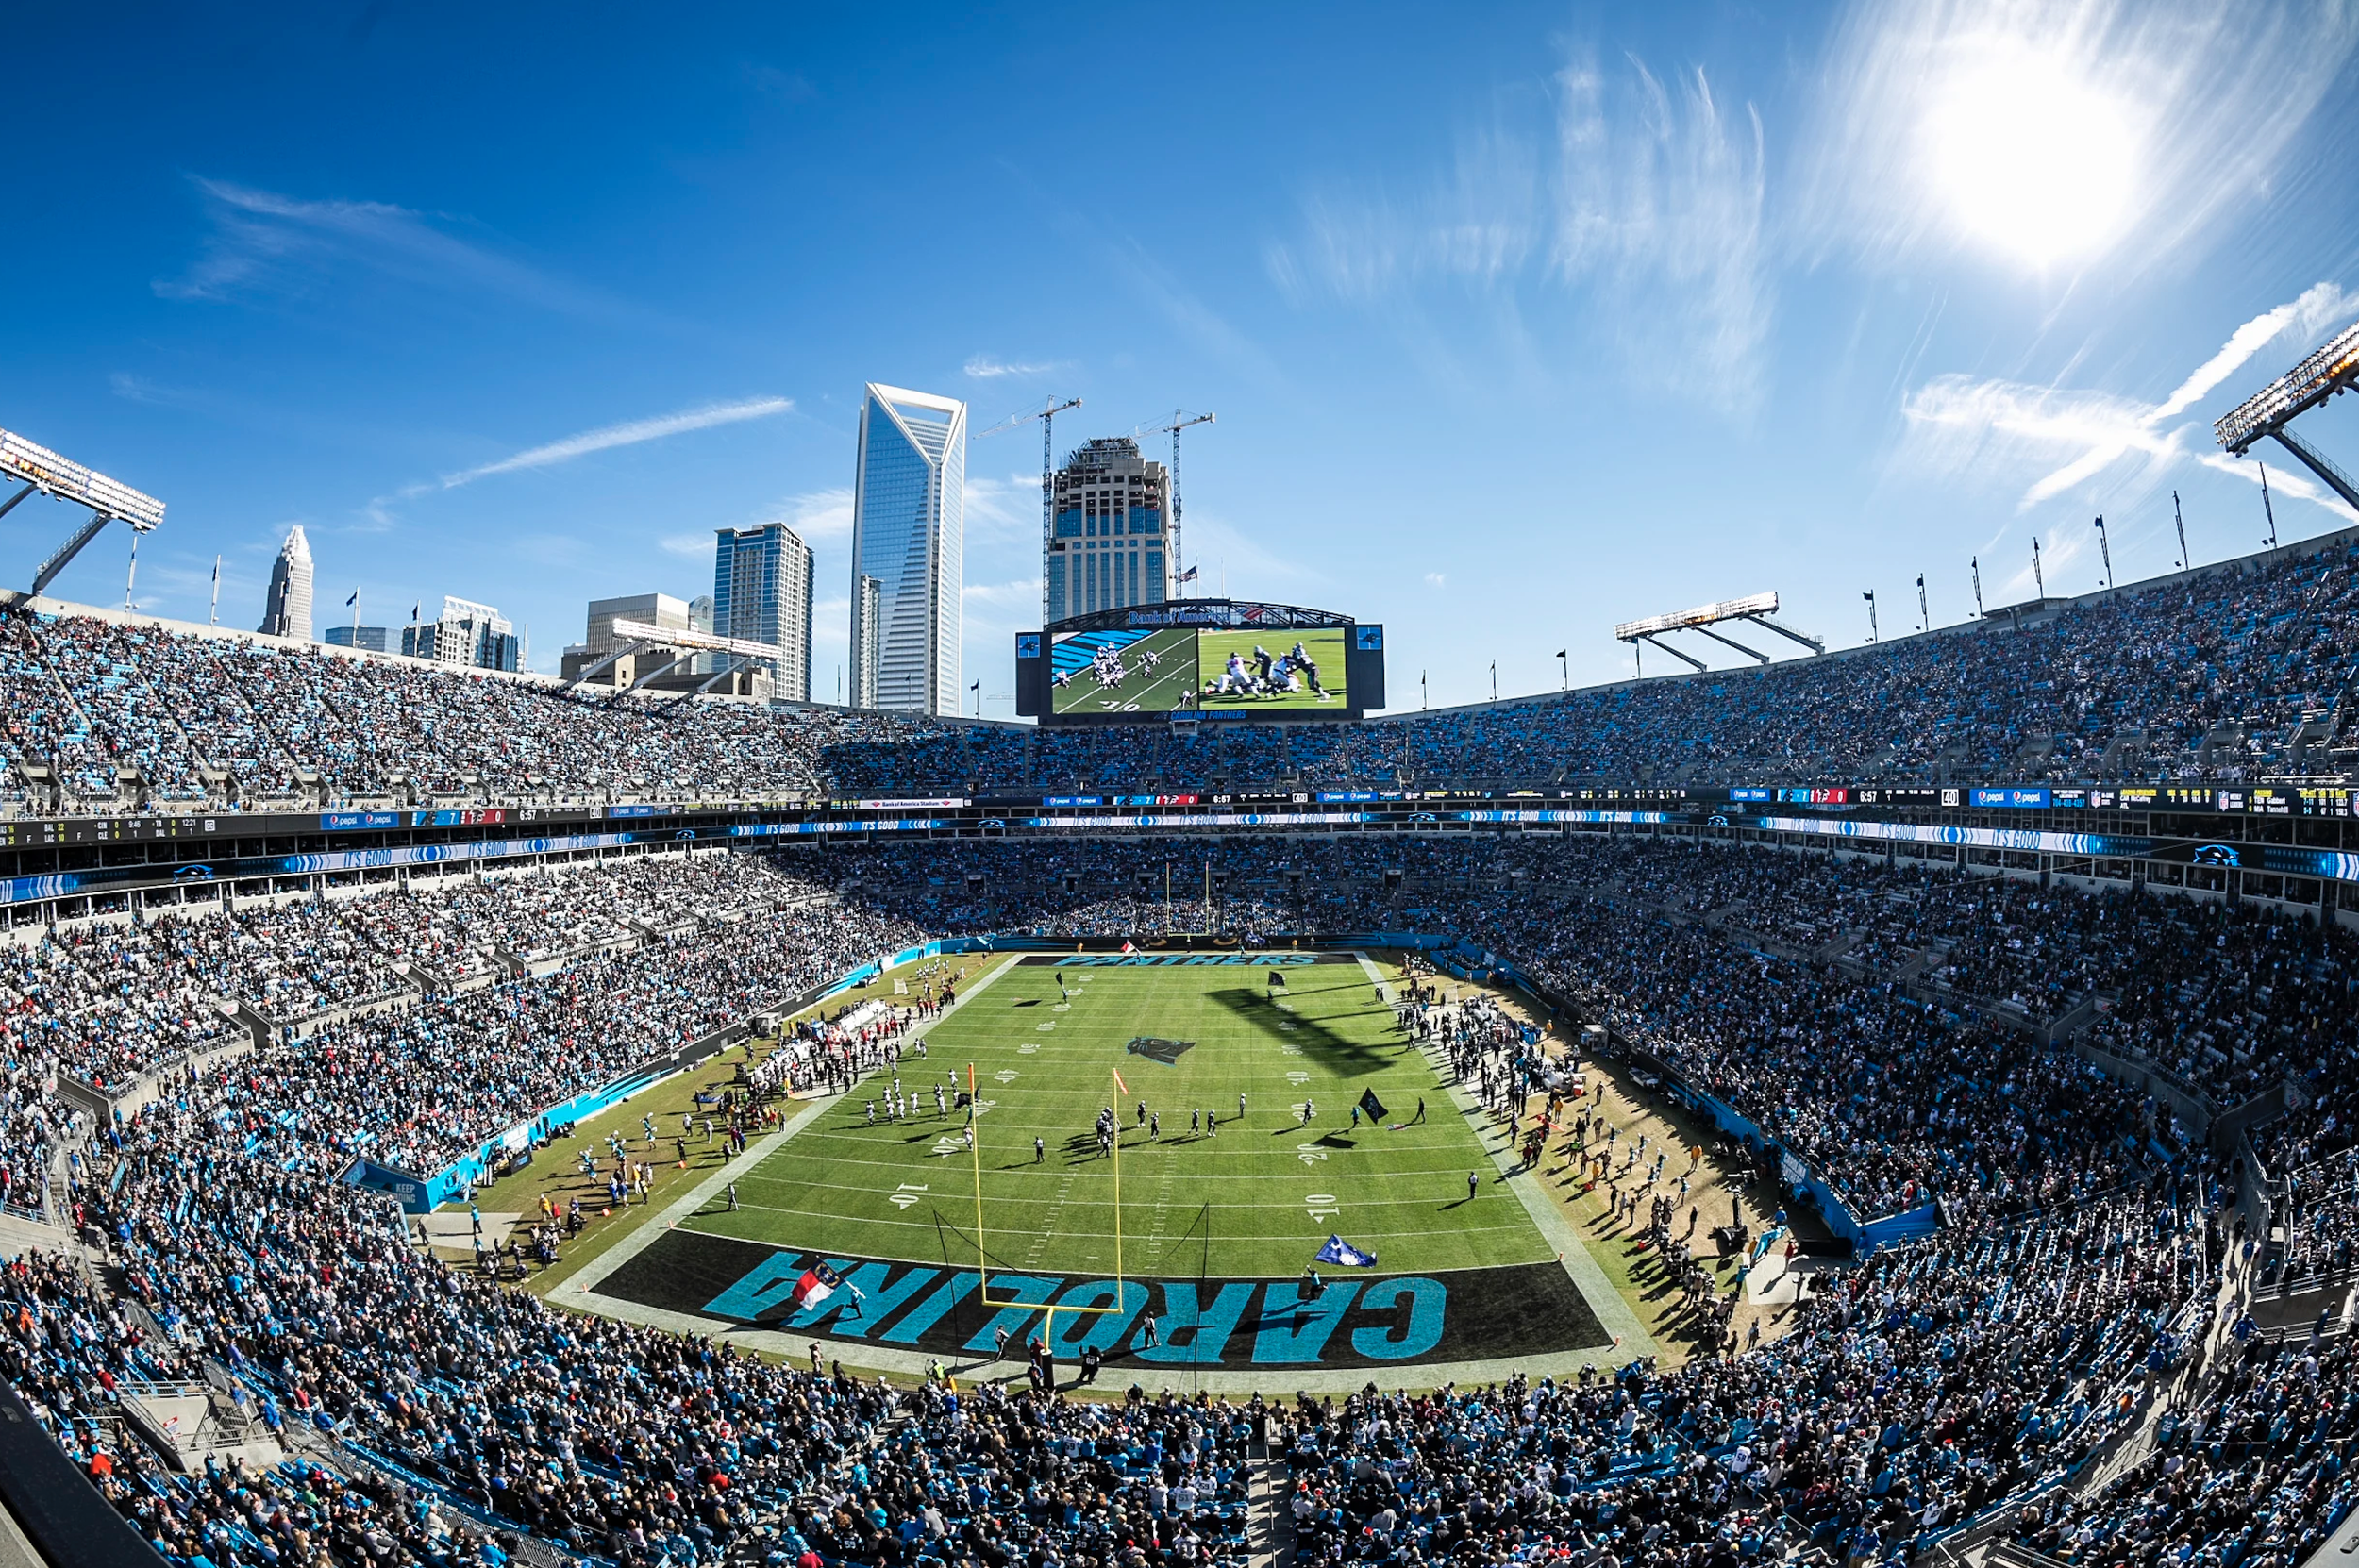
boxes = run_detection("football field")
[1049,627,1199,715]
[685,956,1555,1279]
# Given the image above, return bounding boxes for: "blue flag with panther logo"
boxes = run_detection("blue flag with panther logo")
[1357,1086,1390,1123]
[1316,1234,1377,1269]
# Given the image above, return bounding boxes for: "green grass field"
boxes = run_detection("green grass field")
[1195,628,1347,711]
[1050,628,1199,715]
[685,957,1553,1278]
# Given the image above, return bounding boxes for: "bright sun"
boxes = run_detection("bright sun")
[1924,46,2139,266]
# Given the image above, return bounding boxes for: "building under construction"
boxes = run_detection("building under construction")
[1044,437,1172,625]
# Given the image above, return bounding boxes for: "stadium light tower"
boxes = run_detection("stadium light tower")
[1,425,166,596]
[1614,591,1821,675]
[2214,312,2359,514]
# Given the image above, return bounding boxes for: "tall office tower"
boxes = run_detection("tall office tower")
[712,523,815,702]
[852,575,881,708]
[1044,437,1170,624]
[687,593,716,676]
[849,384,964,714]
[401,596,520,672]
[323,625,388,653]
[256,525,314,641]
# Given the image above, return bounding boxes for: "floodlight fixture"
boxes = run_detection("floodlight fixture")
[609,618,792,662]
[1613,591,1779,642]
[1614,589,1821,677]
[2213,315,2359,514]
[3,424,167,598]
[2214,317,2359,457]
[0,426,166,529]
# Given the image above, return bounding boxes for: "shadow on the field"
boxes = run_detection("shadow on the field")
[1013,998,1043,1008]
[1208,987,1390,1075]
[1313,1132,1357,1150]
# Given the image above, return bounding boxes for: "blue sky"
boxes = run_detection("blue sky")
[4,2,2357,714]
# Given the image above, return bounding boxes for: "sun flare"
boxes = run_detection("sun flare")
[1924,44,2139,266]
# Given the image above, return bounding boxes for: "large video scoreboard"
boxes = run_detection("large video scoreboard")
[1016,599,1384,724]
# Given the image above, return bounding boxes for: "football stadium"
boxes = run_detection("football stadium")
[7,12,2359,1568]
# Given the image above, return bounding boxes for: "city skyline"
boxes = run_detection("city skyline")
[2,5,2355,715]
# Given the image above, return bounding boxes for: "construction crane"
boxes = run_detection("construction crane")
[979,397,1082,619]
[1158,410,1213,594]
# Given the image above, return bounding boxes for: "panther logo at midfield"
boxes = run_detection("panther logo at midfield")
[1126,1036,1196,1066]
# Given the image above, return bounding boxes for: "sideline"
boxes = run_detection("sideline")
[553,955,1021,1310]
[1360,953,1658,1360]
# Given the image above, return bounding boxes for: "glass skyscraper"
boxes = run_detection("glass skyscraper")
[711,523,814,702]
[849,384,964,715]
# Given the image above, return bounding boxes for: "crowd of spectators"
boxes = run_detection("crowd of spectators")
[2012,1327,2359,1568]
[1289,535,2359,788]
[0,827,2352,1568]
[1286,1190,2216,1566]
[2262,1147,2359,1291]
[0,610,982,809]
[0,853,853,1092]
[6,527,2357,812]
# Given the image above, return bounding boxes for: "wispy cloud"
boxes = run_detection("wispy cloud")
[962,355,1071,380]
[439,397,792,489]
[1266,118,1539,303]
[963,472,1044,543]
[1550,54,1768,411]
[1424,572,1447,588]
[156,177,655,324]
[1901,283,2358,509]
[962,577,1042,609]
[2198,454,2359,525]
[1106,237,1288,390]
[769,487,854,542]
[1263,48,1768,412]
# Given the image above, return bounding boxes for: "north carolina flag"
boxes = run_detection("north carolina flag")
[791,1262,842,1310]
